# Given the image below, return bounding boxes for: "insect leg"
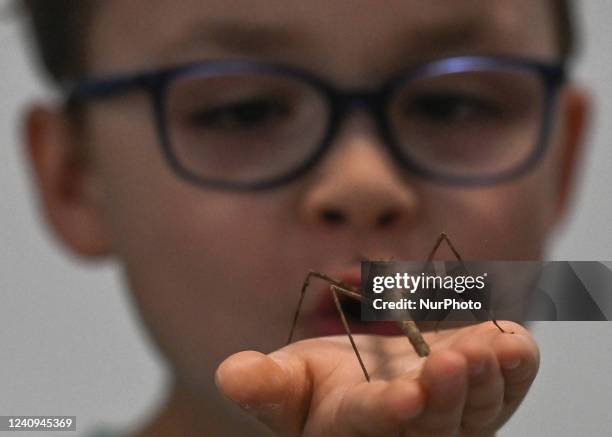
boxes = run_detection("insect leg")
[330,285,371,382]
[287,271,362,345]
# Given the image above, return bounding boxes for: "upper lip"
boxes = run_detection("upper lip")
[301,264,405,337]
[309,267,364,319]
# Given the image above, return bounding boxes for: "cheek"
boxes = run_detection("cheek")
[422,169,557,260]
[118,200,293,383]
[88,109,299,383]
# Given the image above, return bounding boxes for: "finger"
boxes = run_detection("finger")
[215,350,310,436]
[492,331,540,406]
[452,340,504,432]
[464,320,528,343]
[411,350,468,435]
[330,379,424,436]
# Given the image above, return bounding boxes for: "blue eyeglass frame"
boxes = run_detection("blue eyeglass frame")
[64,55,567,191]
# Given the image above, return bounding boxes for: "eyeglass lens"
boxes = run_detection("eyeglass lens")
[164,66,545,185]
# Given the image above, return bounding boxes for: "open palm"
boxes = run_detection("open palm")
[216,321,539,436]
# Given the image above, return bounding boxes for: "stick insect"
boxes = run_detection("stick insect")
[286,232,509,382]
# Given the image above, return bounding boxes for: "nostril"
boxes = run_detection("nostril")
[377,210,400,228]
[321,209,346,225]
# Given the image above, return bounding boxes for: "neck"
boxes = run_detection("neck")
[134,380,269,437]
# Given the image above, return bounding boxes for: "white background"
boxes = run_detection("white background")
[1,1,612,435]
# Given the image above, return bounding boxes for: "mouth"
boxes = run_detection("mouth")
[304,270,402,337]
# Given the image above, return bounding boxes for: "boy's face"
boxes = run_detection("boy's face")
[39,0,585,396]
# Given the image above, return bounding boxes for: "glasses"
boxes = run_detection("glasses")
[65,55,566,191]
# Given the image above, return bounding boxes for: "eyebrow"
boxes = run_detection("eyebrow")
[391,11,494,60]
[411,20,487,55]
[162,20,314,60]
[162,11,510,67]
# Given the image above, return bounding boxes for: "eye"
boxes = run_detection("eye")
[188,97,290,131]
[405,92,501,123]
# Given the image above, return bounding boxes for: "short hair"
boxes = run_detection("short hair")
[19,0,577,84]
[19,0,96,83]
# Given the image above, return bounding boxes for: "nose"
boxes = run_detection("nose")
[300,114,420,231]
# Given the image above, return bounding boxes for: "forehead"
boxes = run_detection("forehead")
[90,0,557,78]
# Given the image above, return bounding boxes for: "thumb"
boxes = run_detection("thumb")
[215,350,310,436]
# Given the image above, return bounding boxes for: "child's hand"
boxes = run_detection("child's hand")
[216,321,538,436]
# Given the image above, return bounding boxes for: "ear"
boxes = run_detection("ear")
[550,85,590,228]
[24,105,113,258]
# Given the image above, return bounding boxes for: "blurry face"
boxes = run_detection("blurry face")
[80,0,567,398]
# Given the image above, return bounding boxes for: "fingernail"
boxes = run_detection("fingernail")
[214,367,225,389]
[502,359,521,370]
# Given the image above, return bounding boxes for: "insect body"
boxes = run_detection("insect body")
[286,232,508,382]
